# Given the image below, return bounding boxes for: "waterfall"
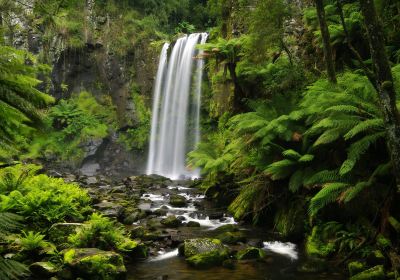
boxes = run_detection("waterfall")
[146,33,208,179]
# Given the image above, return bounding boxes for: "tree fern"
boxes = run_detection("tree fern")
[309,183,350,216]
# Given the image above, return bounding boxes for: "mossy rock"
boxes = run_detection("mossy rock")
[236,247,265,260]
[30,262,60,277]
[63,248,126,280]
[350,265,385,280]
[130,226,146,238]
[122,210,146,225]
[213,224,239,233]
[161,215,182,228]
[298,257,328,273]
[348,261,366,276]
[186,221,201,227]
[376,234,392,249]
[169,195,187,207]
[217,231,246,244]
[179,238,226,258]
[186,250,229,269]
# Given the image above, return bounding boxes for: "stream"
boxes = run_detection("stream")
[121,178,343,280]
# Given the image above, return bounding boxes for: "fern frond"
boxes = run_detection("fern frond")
[309,183,350,216]
[0,257,29,280]
[344,118,384,140]
[264,159,296,180]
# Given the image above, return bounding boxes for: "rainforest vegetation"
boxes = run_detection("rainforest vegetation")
[1,0,400,279]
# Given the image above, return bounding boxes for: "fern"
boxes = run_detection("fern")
[309,183,350,216]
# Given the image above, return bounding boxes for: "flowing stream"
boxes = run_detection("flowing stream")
[147,33,208,180]
[125,179,342,280]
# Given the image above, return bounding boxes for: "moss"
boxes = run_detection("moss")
[348,261,366,276]
[217,231,246,244]
[64,249,76,264]
[186,250,229,269]
[350,265,385,280]
[236,247,265,260]
[305,226,336,258]
[160,215,182,228]
[376,234,391,249]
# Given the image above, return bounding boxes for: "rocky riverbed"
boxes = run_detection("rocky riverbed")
[48,170,343,280]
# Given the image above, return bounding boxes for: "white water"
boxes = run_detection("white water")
[150,248,179,262]
[146,33,208,179]
[263,241,298,260]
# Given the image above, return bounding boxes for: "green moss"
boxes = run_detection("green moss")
[186,250,229,268]
[350,265,385,280]
[236,247,265,260]
[376,234,391,249]
[64,249,76,264]
[217,231,246,244]
[348,261,366,276]
[305,226,336,258]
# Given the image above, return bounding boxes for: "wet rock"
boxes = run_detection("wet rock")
[178,238,227,258]
[161,215,182,228]
[349,265,385,280]
[85,176,98,185]
[122,210,146,225]
[222,259,236,269]
[213,224,239,233]
[186,221,201,227]
[30,262,59,277]
[63,248,126,280]
[208,212,224,220]
[49,223,84,247]
[93,201,124,218]
[298,257,328,273]
[153,208,168,216]
[217,231,246,245]
[236,247,265,260]
[169,195,187,207]
[124,174,172,189]
[130,226,146,238]
[186,250,229,269]
[247,239,264,248]
[177,215,186,221]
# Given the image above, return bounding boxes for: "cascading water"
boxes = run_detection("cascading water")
[146,33,208,179]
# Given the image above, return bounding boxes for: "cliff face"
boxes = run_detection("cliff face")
[8,1,161,177]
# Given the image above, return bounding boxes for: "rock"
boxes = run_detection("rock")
[208,212,224,220]
[93,201,124,218]
[49,223,84,247]
[217,231,246,245]
[178,238,227,258]
[169,195,187,207]
[124,175,172,189]
[186,221,201,227]
[130,226,146,238]
[186,250,229,269]
[153,208,168,216]
[123,211,146,224]
[63,248,126,280]
[30,262,59,277]
[161,215,182,228]
[85,176,98,185]
[348,261,366,277]
[247,239,264,248]
[236,247,265,260]
[350,265,385,280]
[177,215,186,221]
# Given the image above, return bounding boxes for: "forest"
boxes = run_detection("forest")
[1,0,400,279]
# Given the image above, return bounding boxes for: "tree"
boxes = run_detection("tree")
[359,0,400,193]
[315,0,337,83]
[0,46,53,161]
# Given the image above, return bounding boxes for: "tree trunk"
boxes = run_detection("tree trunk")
[315,0,337,83]
[360,0,400,192]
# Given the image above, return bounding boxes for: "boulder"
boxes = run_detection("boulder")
[350,265,385,280]
[30,262,59,277]
[93,201,124,218]
[186,250,229,269]
[169,195,187,207]
[122,210,146,225]
[63,248,126,280]
[186,221,201,227]
[161,215,182,228]
[236,247,265,260]
[217,231,246,245]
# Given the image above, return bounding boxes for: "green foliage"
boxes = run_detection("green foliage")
[68,213,138,253]
[0,46,53,161]
[14,231,55,255]
[0,164,91,228]
[27,91,117,164]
